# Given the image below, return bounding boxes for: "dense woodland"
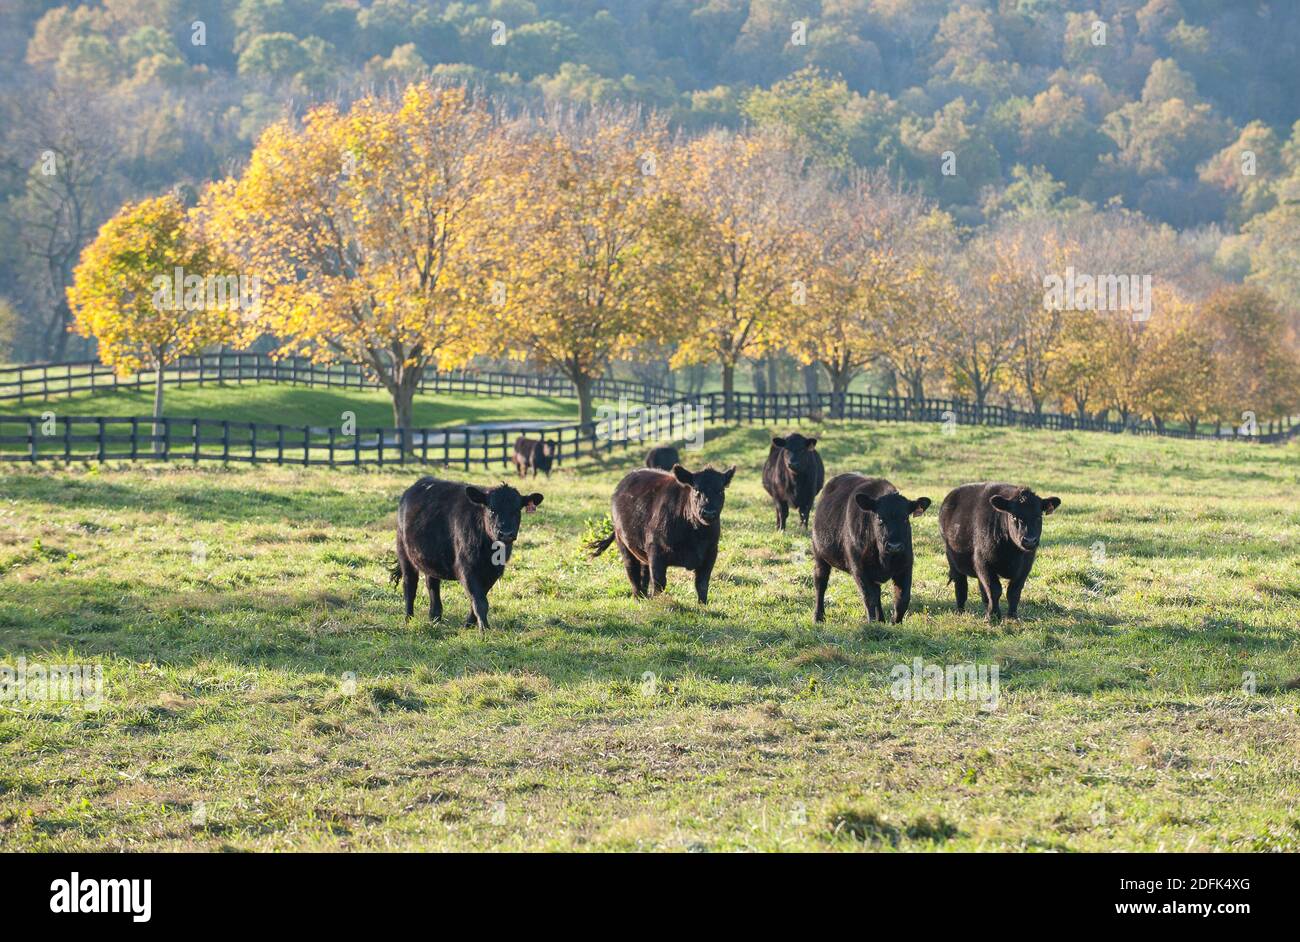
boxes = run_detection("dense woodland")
[1,1,1297,430]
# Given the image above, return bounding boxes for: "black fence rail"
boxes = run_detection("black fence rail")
[0,396,717,468]
[1,354,1295,448]
[0,353,679,406]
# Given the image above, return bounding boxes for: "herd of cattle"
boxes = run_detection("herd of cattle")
[392,434,1060,630]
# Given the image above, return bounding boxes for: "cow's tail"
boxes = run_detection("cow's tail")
[388,560,403,588]
[586,533,616,559]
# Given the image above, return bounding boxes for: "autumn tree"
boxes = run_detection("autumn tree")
[1137,292,1216,434]
[481,108,670,426]
[787,170,938,413]
[939,231,1034,411]
[67,193,238,442]
[202,82,499,430]
[1201,285,1300,434]
[664,128,811,418]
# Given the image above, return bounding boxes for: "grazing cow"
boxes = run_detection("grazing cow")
[938,482,1061,621]
[645,445,680,471]
[513,436,557,478]
[587,463,735,603]
[812,473,931,624]
[762,433,825,530]
[391,477,543,629]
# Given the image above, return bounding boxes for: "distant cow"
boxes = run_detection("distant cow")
[587,463,735,603]
[812,473,931,624]
[762,433,825,529]
[645,445,680,471]
[938,482,1060,621]
[513,436,557,478]
[392,477,543,629]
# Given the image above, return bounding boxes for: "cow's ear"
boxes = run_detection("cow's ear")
[854,493,877,512]
[671,464,694,486]
[771,437,786,447]
[722,466,736,487]
[524,493,543,512]
[989,495,1014,513]
[910,497,932,517]
[1041,496,1061,515]
[465,486,489,505]
[805,438,818,449]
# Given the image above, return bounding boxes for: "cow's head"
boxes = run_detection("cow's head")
[543,440,558,457]
[466,484,544,544]
[854,490,931,561]
[673,463,736,525]
[772,433,818,473]
[989,489,1060,551]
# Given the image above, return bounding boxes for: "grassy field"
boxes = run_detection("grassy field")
[1,420,1298,851]
[0,382,598,428]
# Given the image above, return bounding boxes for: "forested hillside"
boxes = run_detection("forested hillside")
[1,1,1297,365]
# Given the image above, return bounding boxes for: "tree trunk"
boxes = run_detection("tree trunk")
[152,363,165,455]
[801,363,819,400]
[574,373,596,426]
[908,373,925,401]
[832,372,850,419]
[766,356,778,395]
[721,361,735,421]
[391,384,415,432]
[750,359,767,398]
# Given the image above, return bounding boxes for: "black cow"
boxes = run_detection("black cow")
[513,436,557,478]
[762,433,825,529]
[391,477,543,629]
[938,482,1061,621]
[645,445,680,471]
[587,463,735,603]
[812,473,931,624]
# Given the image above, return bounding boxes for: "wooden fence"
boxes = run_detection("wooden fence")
[0,396,717,468]
[0,353,1295,468]
[0,353,678,407]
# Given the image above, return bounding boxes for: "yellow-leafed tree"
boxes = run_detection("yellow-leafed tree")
[201,83,501,430]
[480,109,671,425]
[663,128,811,417]
[67,193,240,443]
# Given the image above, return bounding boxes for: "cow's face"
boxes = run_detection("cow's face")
[855,491,931,561]
[543,440,558,457]
[673,464,736,524]
[466,485,544,544]
[772,434,817,474]
[989,490,1060,551]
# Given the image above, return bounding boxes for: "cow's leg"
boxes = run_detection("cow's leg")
[813,556,831,622]
[852,565,883,620]
[427,576,442,621]
[1006,573,1028,619]
[776,499,789,531]
[398,545,418,618]
[952,573,968,612]
[891,570,912,624]
[647,549,668,596]
[694,550,717,604]
[974,561,1002,621]
[460,576,490,630]
[799,503,811,529]
[618,543,645,598]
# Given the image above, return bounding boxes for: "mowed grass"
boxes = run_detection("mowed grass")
[0,382,599,428]
[0,422,1298,851]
